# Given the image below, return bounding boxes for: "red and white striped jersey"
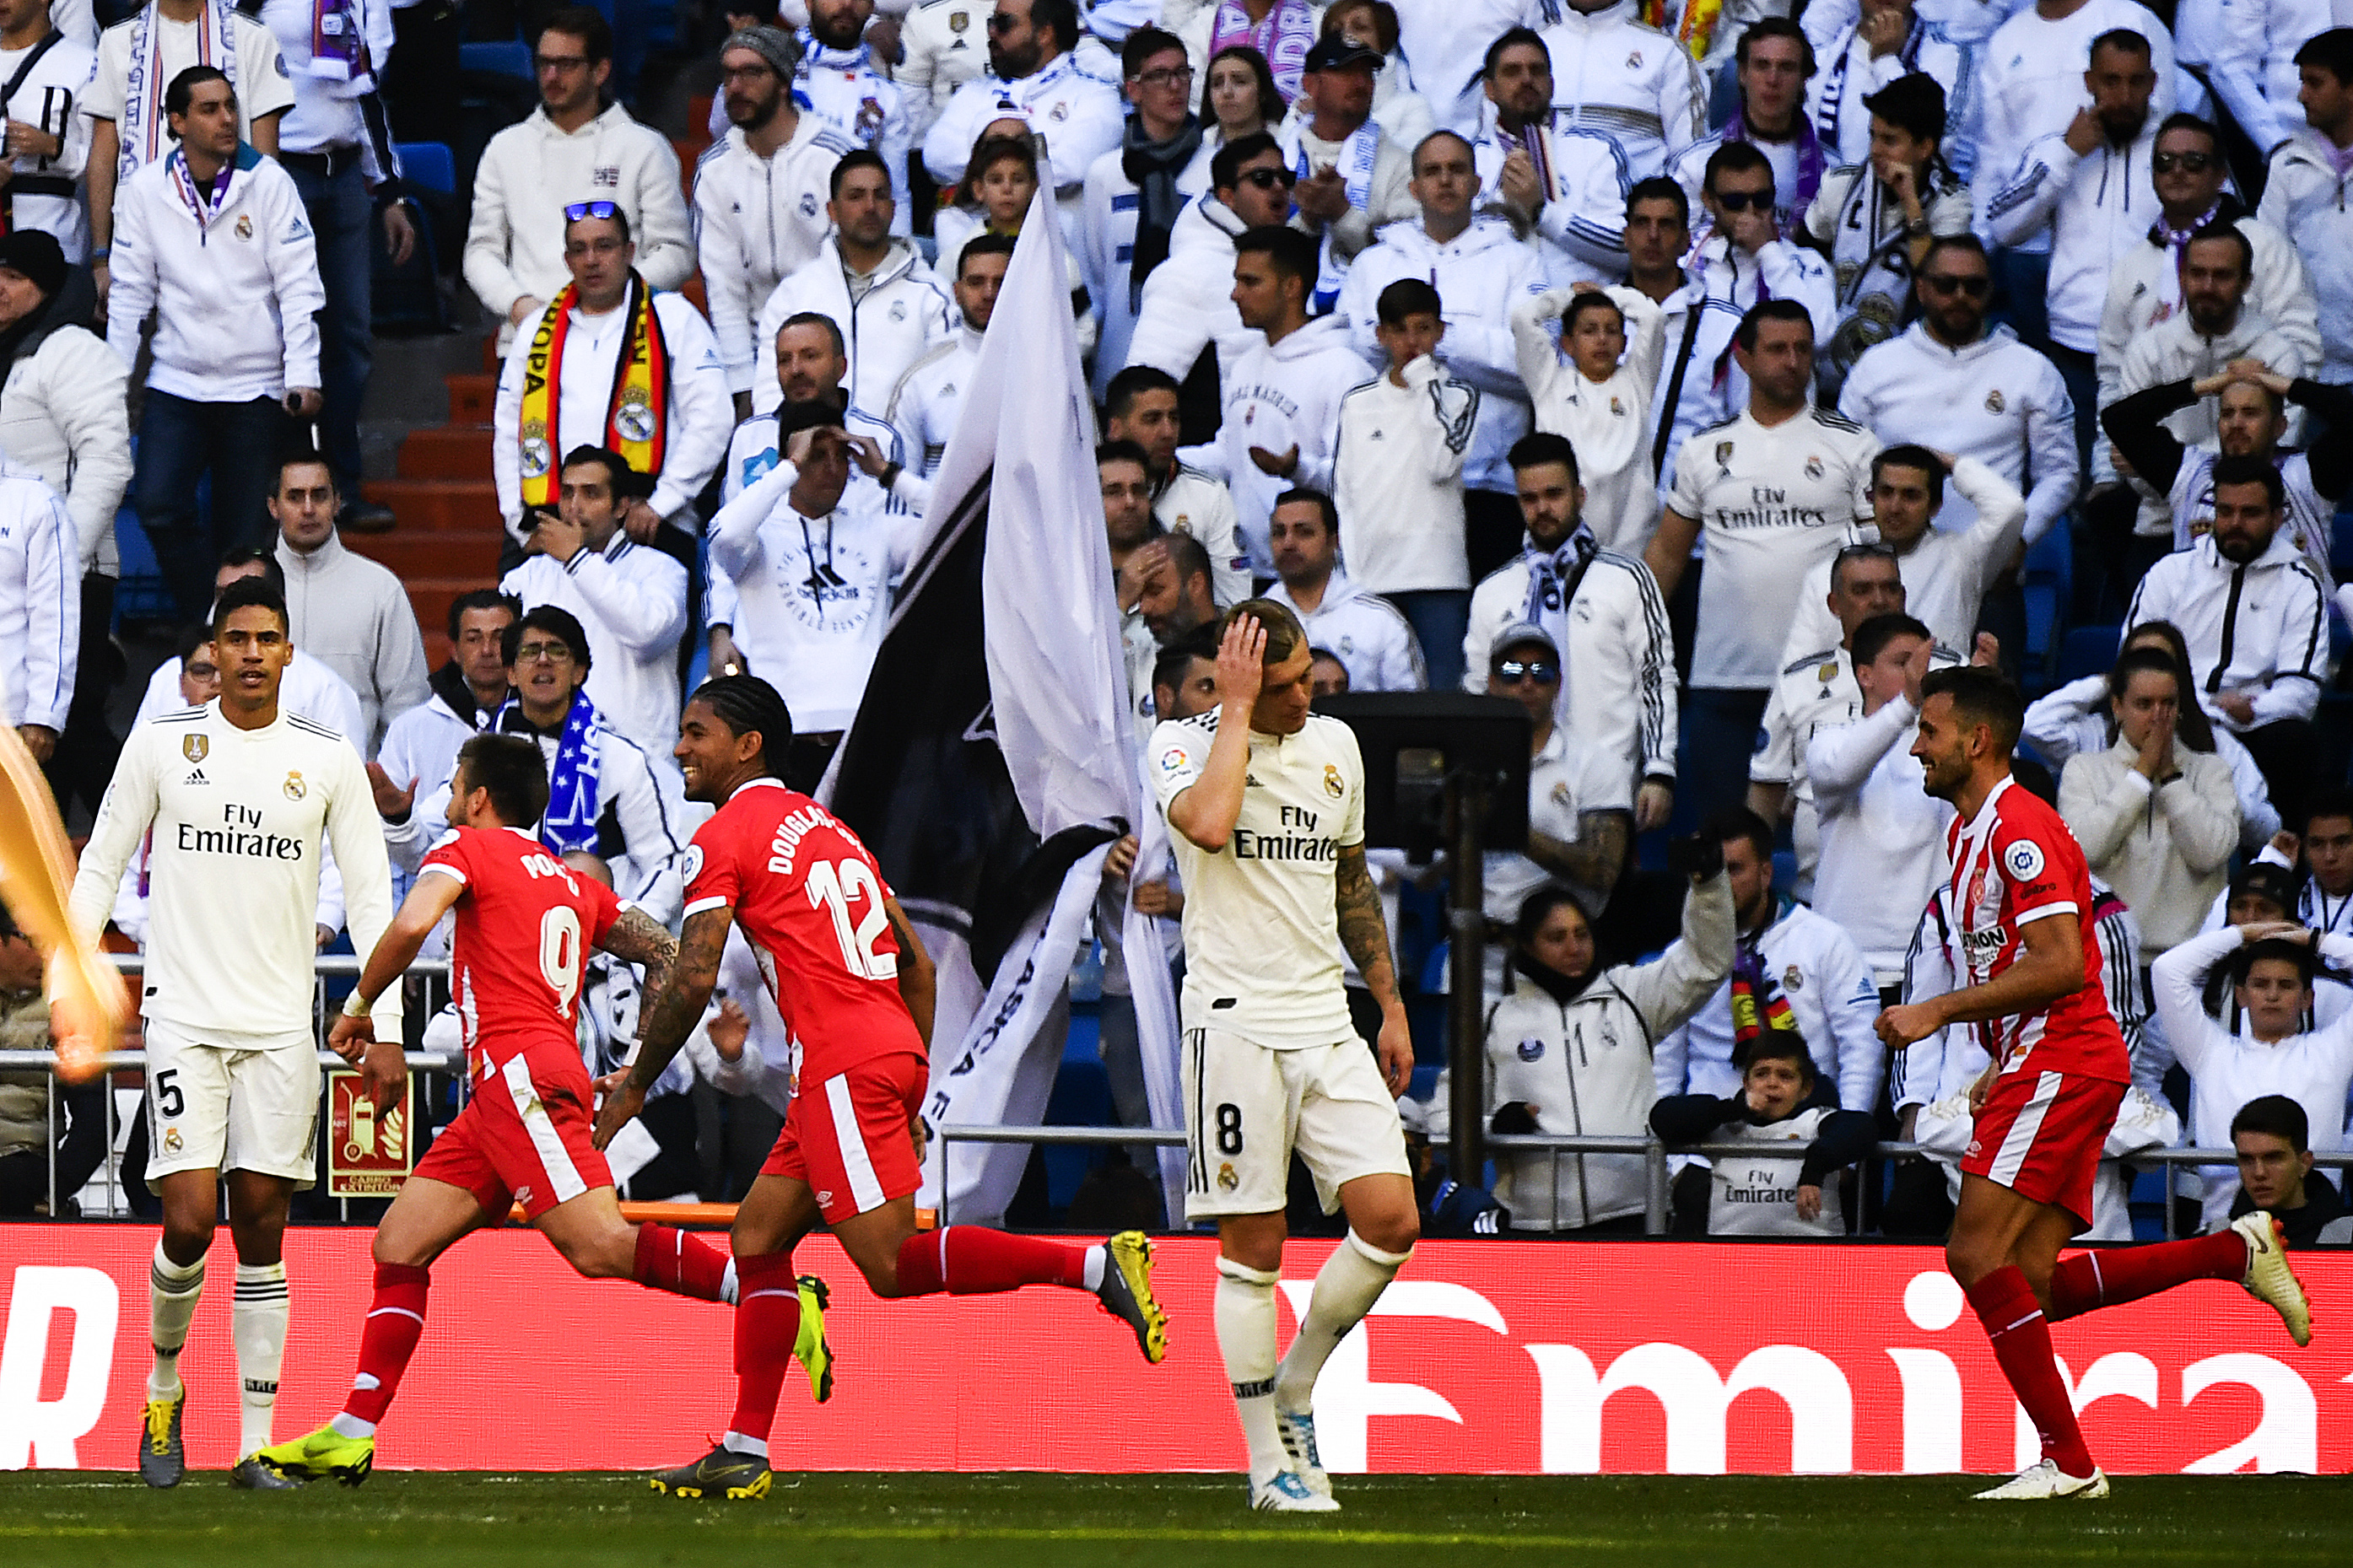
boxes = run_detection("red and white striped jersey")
[1945,776,2132,1083]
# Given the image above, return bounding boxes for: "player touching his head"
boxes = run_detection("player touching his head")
[1877,666,2313,1502]
[67,575,404,1490]
[1151,601,1418,1514]
[597,675,1167,1503]
[255,734,756,1485]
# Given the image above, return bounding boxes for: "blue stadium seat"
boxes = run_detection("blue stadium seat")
[396,141,455,195]
[2058,623,2120,684]
[2020,524,2072,675]
[2333,514,2353,576]
[460,40,533,82]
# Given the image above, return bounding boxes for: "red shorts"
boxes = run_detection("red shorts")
[413,1053,611,1221]
[1960,1066,2124,1225]
[762,1050,926,1224]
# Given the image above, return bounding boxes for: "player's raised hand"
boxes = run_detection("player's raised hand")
[327,1010,373,1063]
[1215,613,1267,710]
[365,761,417,821]
[1874,1001,1941,1049]
[591,1071,645,1150]
[359,1036,407,1113]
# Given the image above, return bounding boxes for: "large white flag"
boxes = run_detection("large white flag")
[824,182,1188,1225]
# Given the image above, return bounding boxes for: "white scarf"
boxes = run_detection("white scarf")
[120,0,241,180]
[1292,118,1379,311]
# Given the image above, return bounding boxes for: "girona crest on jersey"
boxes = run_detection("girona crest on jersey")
[183,735,208,763]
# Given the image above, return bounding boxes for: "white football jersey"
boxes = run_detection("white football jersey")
[1149,709,1365,1048]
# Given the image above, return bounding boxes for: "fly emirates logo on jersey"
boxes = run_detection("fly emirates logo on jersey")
[7,1237,2347,1474]
[175,801,307,862]
[1712,483,1837,534]
[1231,802,1341,864]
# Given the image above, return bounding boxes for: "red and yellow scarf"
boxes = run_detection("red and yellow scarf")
[516,272,669,509]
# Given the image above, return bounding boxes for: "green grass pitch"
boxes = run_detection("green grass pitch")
[1,1472,2345,1565]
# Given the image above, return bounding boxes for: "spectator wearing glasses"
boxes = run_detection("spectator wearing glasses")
[2226,1096,2344,1248]
[1680,143,1838,403]
[920,0,1125,223]
[749,150,953,421]
[2152,923,2353,1231]
[106,67,322,626]
[1082,29,1212,401]
[492,202,730,558]
[1481,622,1631,961]
[1125,133,1296,395]
[462,6,693,351]
[84,0,294,310]
[1838,234,2080,548]
[693,26,860,412]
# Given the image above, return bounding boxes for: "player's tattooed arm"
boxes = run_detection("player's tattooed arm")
[883,895,936,1047]
[1336,844,1400,1005]
[627,905,730,1091]
[596,908,680,1008]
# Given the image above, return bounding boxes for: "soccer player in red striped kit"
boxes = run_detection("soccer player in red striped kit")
[1876,667,2313,1500]
[595,676,1166,1501]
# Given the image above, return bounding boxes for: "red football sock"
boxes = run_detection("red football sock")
[2048,1230,2246,1321]
[725,1253,801,1447]
[343,1264,430,1427]
[1966,1265,2095,1477]
[632,1222,731,1301]
[893,1226,1088,1296]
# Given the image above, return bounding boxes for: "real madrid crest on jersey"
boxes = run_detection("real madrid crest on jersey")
[950,8,969,30]
[801,191,820,218]
[1323,764,1343,799]
[1782,965,1804,993]
[235,214,252,240]
[283,771,306,801]
[1804,455,1825,479]
[520,423,552,480]
[1984,389,2005,414]
[183,734,208,764]
[890,300,907,322]
[615,398,656,444]
[1714,439,1734,470]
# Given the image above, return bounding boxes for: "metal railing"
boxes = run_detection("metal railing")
[3,956,452,1221]
[938,1123,2353,1239]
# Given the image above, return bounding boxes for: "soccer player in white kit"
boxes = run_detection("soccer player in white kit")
[1150,601,1417,1513]
[67,575,402,1490]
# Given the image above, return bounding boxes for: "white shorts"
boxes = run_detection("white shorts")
[1181,1026,1410,1221]
[143,1019,321,1187]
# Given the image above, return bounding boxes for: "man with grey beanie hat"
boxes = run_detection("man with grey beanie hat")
[693,22,861,407]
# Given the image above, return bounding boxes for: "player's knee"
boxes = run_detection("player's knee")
[1357,1209,1419,1258]
[552,1226,635,1280]
[1944,1235,1995,1287]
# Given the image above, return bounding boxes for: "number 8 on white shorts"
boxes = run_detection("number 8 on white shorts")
[1179,1025,1411,1223]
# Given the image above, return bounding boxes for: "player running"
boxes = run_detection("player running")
[255,735,814,1485]
[595,676,1165,1502]
[1152,604,1418,1514]
[67,575,404,1490]
[1877,667,2312,1501]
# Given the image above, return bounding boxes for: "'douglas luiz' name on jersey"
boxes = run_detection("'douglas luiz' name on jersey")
[66,701,402,1041]
[1147,710,1364,1048]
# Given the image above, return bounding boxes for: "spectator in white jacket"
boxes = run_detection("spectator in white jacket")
[693,26,861,408]
[885,231,1005,478]
[1278,33,1415,310]
[1530,1,1709,194]
[1838,233,2080,543]
[1464,432,1680,829]
[461,6,693,348]
[1808,612,1957,986]
[1804,0,1978,175]
[1261,488,1425,693]
[1332,277,1477,688]
[1471,26,1646,289]
[1081,26,1214,399]
[2124,457,2328,822]
[2171,0,2329,175]
[749,150,954,418]
[374,590,517,820]
[498,446,690,769]
[0,233,125,809]
[1333,129,1547,577]
[1206,223,1369,574]
[789,0,917,230]
[2259,32,2353,383]
[1510,282,1667,555]
[1101,364,1252,606]
[105,66,321,626]
[0,0,97,262]
[0,461,74,756]
[492,204,731,553]
[1427,866,1736,1233]
[2152,920,2353,1229]
[918,0,1124,218]
[1682,143,1840,356]
[1124,132,1294,389]
[2059,644,2241,956]
[1481,620,1633,947]
[893,0,987,147]
[1655,806,1887,1113]
[268,452,429,754]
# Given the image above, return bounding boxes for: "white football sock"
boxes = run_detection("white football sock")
[148,1242,205,1399]
[720,1258,739,1307]
[1082,1244,1107,1293]
[1275,1231,1411,1411]
[1214,1255,1286,1484]
[720,1431,769,1458]
[233,1264,289,1457]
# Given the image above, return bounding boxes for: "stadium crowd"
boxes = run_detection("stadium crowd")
[0,0,2350,1250]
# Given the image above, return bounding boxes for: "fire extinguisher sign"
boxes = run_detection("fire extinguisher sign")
[326,1070,413,1198]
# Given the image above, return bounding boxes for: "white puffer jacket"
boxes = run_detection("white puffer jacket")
[0,271,127,574]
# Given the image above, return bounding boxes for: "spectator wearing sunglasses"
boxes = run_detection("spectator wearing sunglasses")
[463,6,693,352]
[1681,142,1836,389]
[1125,132,1300,392]
[1838,234,2080,549]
